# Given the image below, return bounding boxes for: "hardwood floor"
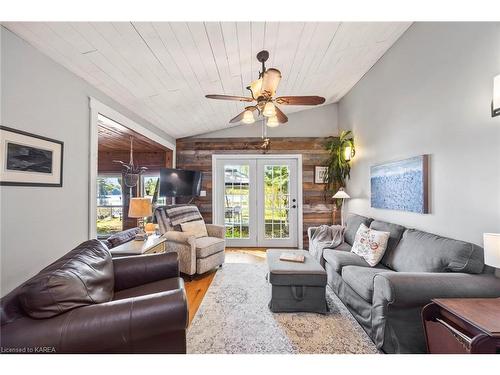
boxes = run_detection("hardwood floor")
[183,248,267,325]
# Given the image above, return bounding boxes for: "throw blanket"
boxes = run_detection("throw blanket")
[154,207,173,234]
[166,205,203,226]
[154,204,203,234]
[309,225,345,265]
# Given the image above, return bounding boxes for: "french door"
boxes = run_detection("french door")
[214,156,300,248]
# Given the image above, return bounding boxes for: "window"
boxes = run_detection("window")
[141,174,166,205]
[96,175,123,237]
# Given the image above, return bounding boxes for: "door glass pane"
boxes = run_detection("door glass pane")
[224,165,250,239]
[263,165,290,239]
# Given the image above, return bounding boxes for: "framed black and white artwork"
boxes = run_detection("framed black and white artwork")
[0,126,64,187]
[314,166,328,184]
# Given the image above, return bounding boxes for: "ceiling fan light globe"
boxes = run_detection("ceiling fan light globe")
[263,102,276,117]
[249,78,263,99]
[266,116,279,128]
[261,68,281,97]
[242,110,255,124]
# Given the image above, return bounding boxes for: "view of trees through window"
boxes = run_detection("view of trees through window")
[224,165,290,239]
[264,165,290,239]
[142,175,159,198]
[96,175,123,236]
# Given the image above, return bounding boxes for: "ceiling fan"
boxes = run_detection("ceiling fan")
[205,50,326,127]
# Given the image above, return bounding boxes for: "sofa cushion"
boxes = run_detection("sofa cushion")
[323,249,370,273]
[389,229,484,274]
[195,237,225,258]
[344,214,373,246]
[333,242,352,252]
[342,265,394,302]
[181,219,208,238]
[19,240,114,318]
[369,220,406,268]
[107,228,141,248]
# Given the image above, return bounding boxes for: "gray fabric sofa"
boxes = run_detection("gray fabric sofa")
[307,213,500,354]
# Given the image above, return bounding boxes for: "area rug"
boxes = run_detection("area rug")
[187,263,378,354]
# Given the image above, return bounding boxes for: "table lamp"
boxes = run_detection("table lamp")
[332,187,350,227]
[129,197,152,233]
[483,233,500,278]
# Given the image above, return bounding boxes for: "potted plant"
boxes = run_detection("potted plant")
[323,130,355,208]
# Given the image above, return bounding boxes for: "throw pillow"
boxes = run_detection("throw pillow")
[180,220,208,238]
[351,223,390,267]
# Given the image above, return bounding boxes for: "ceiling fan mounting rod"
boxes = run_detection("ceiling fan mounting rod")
[256,50,269,76]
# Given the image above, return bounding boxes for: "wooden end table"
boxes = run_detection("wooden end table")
[422,297,500,354]
[109,233,167,257]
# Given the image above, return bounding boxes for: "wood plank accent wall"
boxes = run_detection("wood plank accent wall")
[176,137,340,249]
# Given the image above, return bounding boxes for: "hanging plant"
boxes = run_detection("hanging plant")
[323,130,355,200]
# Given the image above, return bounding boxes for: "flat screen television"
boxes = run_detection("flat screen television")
[159,168,202,197]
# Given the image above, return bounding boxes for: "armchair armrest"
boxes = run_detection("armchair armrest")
[0,289,188,353]
[374,272,500,307]
[113,252,179,291]
[206,224,225,239]
[164,231,196,245]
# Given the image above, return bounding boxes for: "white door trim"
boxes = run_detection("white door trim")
[88,97,176,239]
[212,153,303,249]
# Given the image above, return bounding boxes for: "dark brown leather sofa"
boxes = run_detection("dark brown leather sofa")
[0,240,188,354]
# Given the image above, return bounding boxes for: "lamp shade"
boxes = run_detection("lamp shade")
[242,110,255,124]
[263,102,276,117]
[266,116,279,128]
[128,197,152,218]
[344,145,353,161]
[261,68,282,97]
[249,78,263,99]
[332,188,350,199]
[484,233,500,268]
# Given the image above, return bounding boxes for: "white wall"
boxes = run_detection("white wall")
[339,22,500,246]
[0,28,175,296]
[194,103,338,138]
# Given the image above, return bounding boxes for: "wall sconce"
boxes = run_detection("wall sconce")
[493,74,500,117]
[343,143,355,162]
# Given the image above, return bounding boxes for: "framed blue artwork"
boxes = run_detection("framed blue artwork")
[370,155,429,214]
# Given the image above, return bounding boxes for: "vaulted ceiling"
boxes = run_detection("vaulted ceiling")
[3,22,411,138]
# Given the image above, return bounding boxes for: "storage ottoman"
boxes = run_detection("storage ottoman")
[267,249,328,314]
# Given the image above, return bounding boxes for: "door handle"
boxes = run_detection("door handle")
[292,205,297,209]
[292,198,296,202]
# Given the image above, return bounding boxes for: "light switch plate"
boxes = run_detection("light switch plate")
[200,190,207,197]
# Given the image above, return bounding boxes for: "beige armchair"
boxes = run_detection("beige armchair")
[163,223,225,276]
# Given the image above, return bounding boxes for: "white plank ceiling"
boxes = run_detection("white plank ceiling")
[3,22,411,138]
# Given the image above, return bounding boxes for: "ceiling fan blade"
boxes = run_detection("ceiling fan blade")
[275,96,326,106]
[205,94,254,102]
[275,106,288,124]
[229,106,257,123]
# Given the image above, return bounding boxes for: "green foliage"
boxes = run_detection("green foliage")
[97,178,121,196]
[144,177,158,196]
[324,130,355,199]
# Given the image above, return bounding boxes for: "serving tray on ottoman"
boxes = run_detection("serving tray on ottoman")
[267,249,328,314]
